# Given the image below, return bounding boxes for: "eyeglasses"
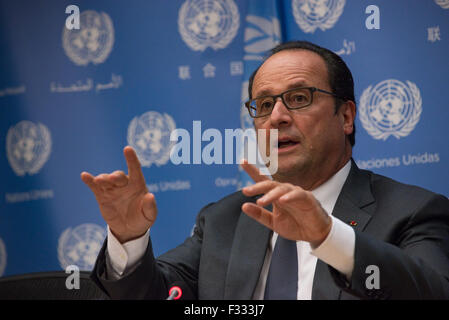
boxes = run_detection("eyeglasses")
[245,87,345,118]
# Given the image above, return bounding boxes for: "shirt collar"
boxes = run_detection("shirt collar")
[311,160,351,216]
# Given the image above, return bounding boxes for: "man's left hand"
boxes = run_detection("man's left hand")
[241,160,332,248]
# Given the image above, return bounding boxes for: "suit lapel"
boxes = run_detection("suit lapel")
[224,210,271,299]
[312,160,375,299]
[331,160,375,228]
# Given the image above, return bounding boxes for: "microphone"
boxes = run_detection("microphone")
[166,282,183,300]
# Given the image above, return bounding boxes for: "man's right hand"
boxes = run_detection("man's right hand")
[81,146,157,244]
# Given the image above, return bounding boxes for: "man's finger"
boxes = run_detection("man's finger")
[124,146,145,183]
[81,172,101,193]
[94,174,116,190]
[278,188,317,211]
[110,170,128,187]
[240,159,270,184]
[256,184,292,207]
[125,192,157,232]
[242,180,278,197]
[141,192,157,224]
[242,202,273,230]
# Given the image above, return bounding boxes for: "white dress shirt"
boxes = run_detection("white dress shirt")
[105,161,355,300]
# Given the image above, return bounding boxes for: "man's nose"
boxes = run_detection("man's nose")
[270,98,292,128]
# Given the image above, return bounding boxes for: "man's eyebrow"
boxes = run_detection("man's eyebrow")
[253,81,309,98]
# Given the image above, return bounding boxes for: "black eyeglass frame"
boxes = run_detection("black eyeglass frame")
[245,86,346,118]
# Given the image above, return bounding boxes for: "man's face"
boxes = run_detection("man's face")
[251,49,354,188]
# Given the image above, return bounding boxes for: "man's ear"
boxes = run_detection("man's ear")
[339,100,356,136]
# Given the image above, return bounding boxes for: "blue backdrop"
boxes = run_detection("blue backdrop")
[0,0,448,277]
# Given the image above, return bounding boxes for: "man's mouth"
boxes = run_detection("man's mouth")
[277,137,300,150]
[278,140,297,148]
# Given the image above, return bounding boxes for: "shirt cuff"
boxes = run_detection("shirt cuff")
[106,226,150,276]
[310,216,355,280]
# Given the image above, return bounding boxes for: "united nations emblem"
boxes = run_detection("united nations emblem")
[359,79,422,140]
[127,111,177,167]
[178,0,240,51]
[62,10,114,66]
[0,238,6,276]
[58,223,107,270]
[435,0,449,9]
[6,121,52,176]
[292,0,346,33]
[243,15,281,61]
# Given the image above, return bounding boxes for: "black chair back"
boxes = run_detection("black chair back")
[0,271,109,300]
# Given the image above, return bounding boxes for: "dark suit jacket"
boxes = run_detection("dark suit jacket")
[91,162,449,299]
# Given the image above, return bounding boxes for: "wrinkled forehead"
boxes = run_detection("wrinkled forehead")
[252,49,330,95]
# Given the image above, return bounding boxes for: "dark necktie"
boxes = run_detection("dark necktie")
[264,235,298,300]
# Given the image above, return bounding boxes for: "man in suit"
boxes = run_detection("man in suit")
[82,41,449,299]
